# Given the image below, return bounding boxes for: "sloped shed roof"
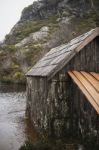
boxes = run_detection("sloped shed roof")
[26,28,99,79]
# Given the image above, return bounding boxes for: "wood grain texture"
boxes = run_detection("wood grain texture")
[91,72,99,81]
[68,71,99,114]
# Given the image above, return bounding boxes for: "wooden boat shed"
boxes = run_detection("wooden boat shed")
[26,28,99,139]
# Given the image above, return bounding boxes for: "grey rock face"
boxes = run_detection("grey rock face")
[15,26,49,47]
[20,0,56,21]
[60,17,71,24]
[20,1,62,21]
[20,0,92,21]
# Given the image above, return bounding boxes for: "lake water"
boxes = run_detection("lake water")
[0,84,37,150]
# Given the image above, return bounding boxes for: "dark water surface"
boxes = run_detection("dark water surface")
[0,84,36,150]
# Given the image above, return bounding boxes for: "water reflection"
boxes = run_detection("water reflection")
[0,83,26,93]
[0,84,26,150]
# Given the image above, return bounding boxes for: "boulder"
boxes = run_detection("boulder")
[15,26,49,47]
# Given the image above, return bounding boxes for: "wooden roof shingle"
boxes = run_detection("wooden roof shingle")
[26,28,99,79]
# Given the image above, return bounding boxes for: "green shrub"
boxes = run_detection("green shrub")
[5,15,58,44]
[2,45,17,52]
[13,72,25,80]
[28,43,42,51]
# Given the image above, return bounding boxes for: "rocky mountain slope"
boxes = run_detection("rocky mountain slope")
[0,0,99,84]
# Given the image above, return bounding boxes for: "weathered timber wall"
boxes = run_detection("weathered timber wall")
[26,37,99,139]
[26,77,49,131]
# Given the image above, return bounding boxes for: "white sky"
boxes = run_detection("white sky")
[0,0,36,41]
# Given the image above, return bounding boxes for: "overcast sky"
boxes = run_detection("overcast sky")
[0,0,36,41]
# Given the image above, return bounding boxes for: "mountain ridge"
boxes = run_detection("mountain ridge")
[0,0,99,84]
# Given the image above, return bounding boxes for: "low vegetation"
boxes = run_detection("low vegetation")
[5,15,58,45]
